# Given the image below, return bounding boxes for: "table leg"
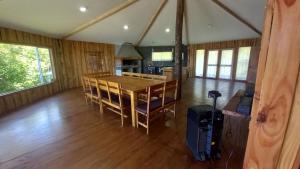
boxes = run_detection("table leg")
[130,91,137,127]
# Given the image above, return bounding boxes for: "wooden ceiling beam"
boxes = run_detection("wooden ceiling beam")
[135,0,167,46]
[63,0,138,39]
[184,0,189,45]
[211,0,262,36]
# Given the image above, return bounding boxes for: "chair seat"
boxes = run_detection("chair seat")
[164,96,176,104]
[101,91,109,99]
[136,99,163,114]
[91,87,98,95]
[103,95,131,107]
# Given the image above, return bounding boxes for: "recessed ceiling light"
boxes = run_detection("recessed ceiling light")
[207,24,213,29]
[79,6,87,12]
[165,28,170,33]
[123,25,129,30]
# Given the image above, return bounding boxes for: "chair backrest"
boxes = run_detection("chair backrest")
[82,76,90,92]
[97,79,108,99]
[141,74,153,80]
[122,72,132,77]
[88,71,112,78]
[131,72,142,78]
[164,80,178,101]
[152,75,167,81]
[88,78,100,97]
[145,83,165,113]
[99,81,123,109]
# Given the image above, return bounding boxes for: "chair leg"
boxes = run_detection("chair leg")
[146,114,149,135]
[85,95,88,104]
[121,109,124,127]
[99,102,103,113]
[173,104,176,118]
[136,112,139,128]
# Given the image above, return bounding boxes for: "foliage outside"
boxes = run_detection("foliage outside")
[0,43,54,94]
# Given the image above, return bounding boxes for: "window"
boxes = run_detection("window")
[152,51,172,61]
[206,50,218,78]
[236,47,251,80]
[0,43,54,94]
[219,49,233,79]
[195,49,205,77]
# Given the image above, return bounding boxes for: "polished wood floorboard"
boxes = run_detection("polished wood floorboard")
[0,78,246,169]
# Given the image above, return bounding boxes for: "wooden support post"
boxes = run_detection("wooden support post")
[174,0,184,99]
[243,0,300,168]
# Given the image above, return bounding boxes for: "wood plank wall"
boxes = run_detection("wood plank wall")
[188,38,261,82]
[243,0,300,168]
[0,27,115,115]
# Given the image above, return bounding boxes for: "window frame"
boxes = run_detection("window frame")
[0,41,56,96]
[218,48,234,80]
[195,49,205,77]
[235,46,252,81]
[151,51,173,62]
[206,50,219,79]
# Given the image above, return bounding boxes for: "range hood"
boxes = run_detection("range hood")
[116,42,143,60]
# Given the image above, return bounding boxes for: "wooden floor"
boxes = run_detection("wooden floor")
[0,78,246,169]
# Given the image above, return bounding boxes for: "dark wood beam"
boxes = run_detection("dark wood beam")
[174,0,184,99]
[184,0,189,44]
[211,0,262,36]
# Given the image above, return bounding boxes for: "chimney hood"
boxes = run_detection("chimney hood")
[116,42,143,60]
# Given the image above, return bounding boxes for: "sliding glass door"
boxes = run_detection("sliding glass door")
[219,49,233,79]
[236,47,251,80]
[195,49,205,77]
[206,50,218,78]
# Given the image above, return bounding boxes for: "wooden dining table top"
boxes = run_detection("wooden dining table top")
[96,75,164,92]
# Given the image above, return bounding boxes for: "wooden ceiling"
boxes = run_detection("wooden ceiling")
[0,0,266,46]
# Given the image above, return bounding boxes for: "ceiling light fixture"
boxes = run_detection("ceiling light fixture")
[79,6,87,12]
[123,25,129,30]
[207,24,213,29]
[165,28,170,33]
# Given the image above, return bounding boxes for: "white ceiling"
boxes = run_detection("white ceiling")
[0,0,266,46]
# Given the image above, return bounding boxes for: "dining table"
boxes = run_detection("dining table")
[96,75,164,127]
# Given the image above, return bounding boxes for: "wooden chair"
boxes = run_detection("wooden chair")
[136,83,165,134]
[86,78,100,105]
[141,74,154,80]
[152,75,167,81]
[131,72,142,78]
[98,81,130,126]
[81,76,92,103]
[163,80,178,118]
[97,79,109,113]
[88,71,112,78]
[122,72,132,77]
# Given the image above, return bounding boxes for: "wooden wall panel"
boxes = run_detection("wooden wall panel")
[188,38,261,81]
[0,27,115,115]
[62,40,115,89]
[243,0,300,168]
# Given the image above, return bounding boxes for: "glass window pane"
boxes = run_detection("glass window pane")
[0,43,54,94]
[221,49,233,65]
[207,66,217,78]
[195,50,205,77]
[236,47,251,80]
[207,50,218,65]
[219,66,232,79]
[152,52,172,61]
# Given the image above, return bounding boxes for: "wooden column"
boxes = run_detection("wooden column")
[174,0,184,99]
[243,0,300,168]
